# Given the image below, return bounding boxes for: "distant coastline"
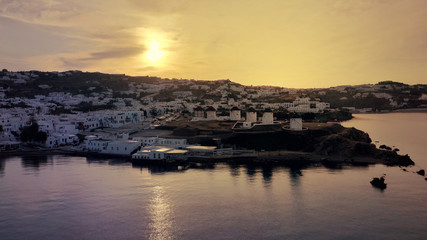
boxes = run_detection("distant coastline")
[392,108,427,113]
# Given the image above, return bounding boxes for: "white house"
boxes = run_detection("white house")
[133,136,159,146]
[38,121,55,134]
[287,97,330,113]
[85,138,140,156]
[56,123,78,135]
[85,139,109,152]
[46,134,78,148]
[102,140,140,156]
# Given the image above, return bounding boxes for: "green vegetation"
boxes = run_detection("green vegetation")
[2,70,426,113]
[20,119,47,143]
[47,107,74,115]
[378,81,408,86]
[1,101,30,109]
[315,110,353,123]
[274,110,352,122]
[149,107,159,117]
[73,101,116,112]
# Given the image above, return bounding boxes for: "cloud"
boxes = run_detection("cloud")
[80,47,146,61]
[138,66,157,71]
[0,0,81,24]
[127,0,189,15]
[0,15,80,57]
[328,0,392,14]
[59,46,146,69]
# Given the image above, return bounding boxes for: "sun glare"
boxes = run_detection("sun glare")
[146,40,164,63]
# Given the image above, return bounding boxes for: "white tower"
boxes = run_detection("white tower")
[193,106,204,118]
[290,118,303,131]
[246,108,257,123]
[230,107,241,121]
[205,106,217,120]
[262,109,274,124]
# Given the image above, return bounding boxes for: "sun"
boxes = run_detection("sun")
[146,40,164,63]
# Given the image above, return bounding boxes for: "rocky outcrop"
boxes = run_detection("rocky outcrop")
[370,176,387,189]
[341,127,372,143]
[223,123,414,166]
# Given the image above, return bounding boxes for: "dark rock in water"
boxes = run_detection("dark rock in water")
[393,148,400,152]
[402,168,407,172]
[381,153,414,166]
[416,169,425,176]
[425,178,427,181]
[370,176,387,189]
[379,145,392,151]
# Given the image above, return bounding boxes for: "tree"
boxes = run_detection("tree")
[20,119,47,143]
[77,122,85,131]
[149,107,158,117]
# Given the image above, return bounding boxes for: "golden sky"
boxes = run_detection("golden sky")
[1,0,427,88]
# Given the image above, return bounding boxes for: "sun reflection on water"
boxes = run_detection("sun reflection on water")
[149,185,175,240]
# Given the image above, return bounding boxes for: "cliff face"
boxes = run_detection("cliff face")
[314,127,373,156]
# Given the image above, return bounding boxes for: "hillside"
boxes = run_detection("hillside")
[0,69,426,112]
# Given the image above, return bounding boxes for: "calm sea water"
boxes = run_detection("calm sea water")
[1,113,426,240]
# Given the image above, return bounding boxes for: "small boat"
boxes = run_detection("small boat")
[370,175,387,189]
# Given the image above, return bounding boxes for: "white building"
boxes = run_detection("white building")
[290,118,303,131]
[246,108,257,123]
[102,140,140,155]
[133,136,159,146]
[230,107,241,121]
[132,146,188,161]
[262,109,273,124]
[45,134,79,148]
[205,106,217,120]
[132,136,187,148]
[56,123,78,135]
[85,138,140,156]
[158,138,187,147]
[193,106,204,118]
[287,97,330,113]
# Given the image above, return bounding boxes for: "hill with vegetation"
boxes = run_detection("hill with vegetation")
[1,69,426,112]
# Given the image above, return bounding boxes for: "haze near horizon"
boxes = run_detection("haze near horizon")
[1,0,427,88]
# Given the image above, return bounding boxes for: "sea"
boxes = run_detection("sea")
[1,113,426,240]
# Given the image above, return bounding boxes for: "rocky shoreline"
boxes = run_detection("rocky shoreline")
[1,122,415,167]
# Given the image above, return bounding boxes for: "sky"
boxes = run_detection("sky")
[1,0,427,88]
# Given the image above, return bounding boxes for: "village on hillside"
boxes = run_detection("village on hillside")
[0,69,426,163]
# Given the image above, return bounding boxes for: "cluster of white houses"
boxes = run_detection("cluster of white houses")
[191,97,330,122]
[285,97,330,113]
[0,108,146,150]
[83,134,225,161]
